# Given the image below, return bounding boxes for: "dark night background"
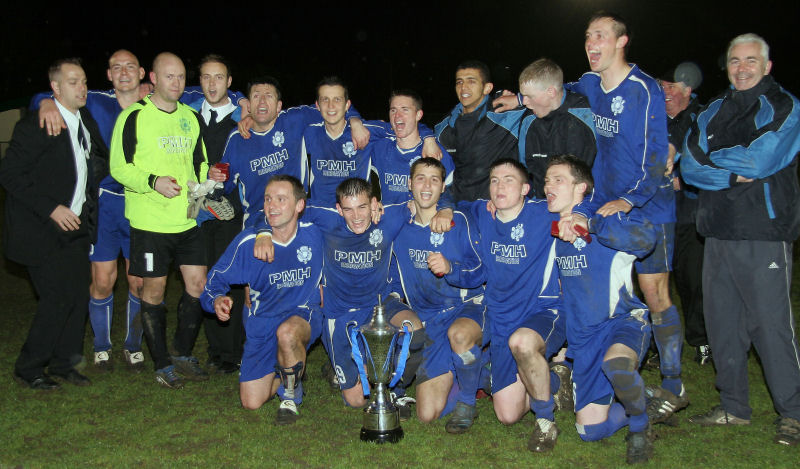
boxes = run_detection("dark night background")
[2,0,798,124]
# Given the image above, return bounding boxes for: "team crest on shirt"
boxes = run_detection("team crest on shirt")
[430,231,444,247]
[611,96,625,116]
[511,223,524,241]
[180,117,191,133]
[272,131,285,147]
[369,229,383,247]
[573,237,586,251]
[342,141,357,157]
[297,245,312,264]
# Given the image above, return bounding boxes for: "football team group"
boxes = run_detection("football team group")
[2,10,799,465]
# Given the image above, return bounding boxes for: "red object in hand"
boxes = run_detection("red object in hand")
[550,220,592,243]
[214,162,230,181]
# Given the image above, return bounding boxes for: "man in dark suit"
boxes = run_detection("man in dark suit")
[1,58,107,390]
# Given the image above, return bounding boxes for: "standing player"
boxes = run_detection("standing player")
[221,76,367,228]
[369,90,454,205]
[391,157,486,432]
[203,175,323,424]
[447,159,567,452]
[110,52,212,388]
[545,155,656,464]
[565,12,684,420]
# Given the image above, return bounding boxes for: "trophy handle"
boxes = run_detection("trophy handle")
[348,322,372,396]
[388,322,413,388]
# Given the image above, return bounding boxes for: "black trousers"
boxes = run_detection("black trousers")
[703,238,800,420]
[673,222,707,346]
[201,217,244,363]
[15,235,90,379]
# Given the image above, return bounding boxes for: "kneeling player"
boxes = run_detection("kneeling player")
[448,159,568,452]
[546,155,656,464]
[202,175,323,424]
[390,158,487,432]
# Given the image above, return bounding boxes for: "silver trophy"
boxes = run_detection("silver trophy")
[352,296,408,443]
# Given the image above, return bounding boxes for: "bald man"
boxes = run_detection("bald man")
[110,52,213,389]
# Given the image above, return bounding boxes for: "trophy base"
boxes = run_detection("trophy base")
[360,426,404,444]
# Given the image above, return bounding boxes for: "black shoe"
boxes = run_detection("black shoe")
[216,361,240,374]
[50,369,92,386]
[13,371,60,390]
[625,424,654,464]
[445,402,478,434]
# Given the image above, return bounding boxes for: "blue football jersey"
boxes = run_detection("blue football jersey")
[304,120,388,207]
[370,137,455,205]
[570,65,675,224]
[304,203,410,314]
[459,199,561,337]
[555,212,656,334]
[392,210,483,322]
[220,106,324,227]
[202,222,324,320]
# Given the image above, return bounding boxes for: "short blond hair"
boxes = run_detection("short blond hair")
[519,58,563,90]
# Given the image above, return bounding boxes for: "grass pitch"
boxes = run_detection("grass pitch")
[1,254,798,468]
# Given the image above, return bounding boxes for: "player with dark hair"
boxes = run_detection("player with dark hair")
[545,154,657,464]
[447,158,567,452]
[202,175,323,424]
[435,60,525,202]
[390,157,486,432]
[369,90,454,205]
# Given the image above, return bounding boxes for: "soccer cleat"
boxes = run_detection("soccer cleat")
[93,350,113,372]
[445,402,478,434]
[276,400,300,425]
[528,418,559,453]
[123,350,145,373]
[645,384,689,425]
[155,365,184,389]
[550,362,574,412]
[171,356,209,381]
[688,405,750,426]
[391,392,416,421]
[695,345,712,366]
[625,423,654,464]
[775,417,800,446]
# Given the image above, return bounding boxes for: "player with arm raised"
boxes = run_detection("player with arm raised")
[202,175,323,424]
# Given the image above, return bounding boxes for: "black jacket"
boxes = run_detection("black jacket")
[682,76,800,241]
[0,109,108,265]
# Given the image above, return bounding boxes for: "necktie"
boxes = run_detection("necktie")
[77,122,88,152]
[209,109,218,125]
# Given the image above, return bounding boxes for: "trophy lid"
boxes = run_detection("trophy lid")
[361,295,398,336]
